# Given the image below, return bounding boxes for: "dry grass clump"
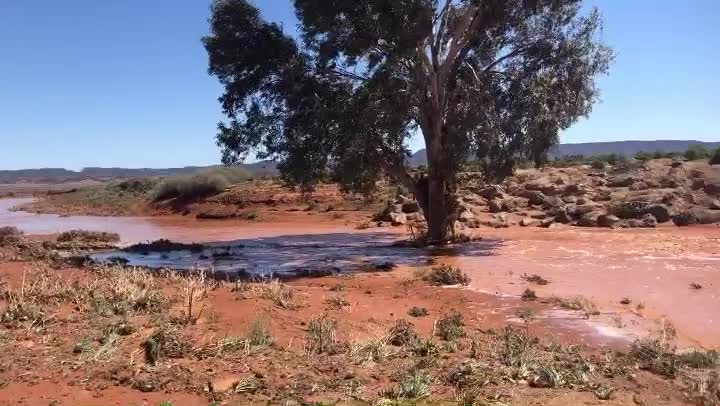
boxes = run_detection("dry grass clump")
[0,226,23,244]
[89,265,169,316]
[522,273,550,285]
[387,319,418,346]
[305,314,338,354]
[350,336,392,364]
[381,369,431,401]
[124,239,204,253]
[260,280,300,310]
[421,264,470,286]
[436,310,465,341]
[152,167,251,202]
[629,320,679,378]
[407,306,429,317]
[551,296,600,319]
[325,295,350,310]
[57,229,120,244]
[143,324,192,365]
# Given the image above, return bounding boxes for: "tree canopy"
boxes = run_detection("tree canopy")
[204,0,613,241]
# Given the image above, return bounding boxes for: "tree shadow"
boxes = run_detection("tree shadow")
[92,230,503,280]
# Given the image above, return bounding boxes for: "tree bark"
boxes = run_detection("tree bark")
[425,174,451,242]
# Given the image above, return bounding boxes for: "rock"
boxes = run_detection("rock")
[530,213,548,219]
[659,177,681,188]
[520,218,537,227]
[575,197,589,205]
[704,183,720,196]
[465,218,482,229]
[646,204,671,223]
[593,190,612,201]
[671,160,683,168]
[542,196,565,210]
[525,181,562,196]
[710,200,720,210]
[522,190,548,206]
[570,205,596,218]
[622,213,657,228]
[195,207,238,220]
[613,201,650,219]
[597,214,621,228]
[401,200,420,213]
[488,199,504,213]
[502,199,520,212]
[691,178,705,190]
[458,210,475,222]
[695,209,720,224]
[538,219,555,228]
[628,181,648,191]
[389,213,407,226]
[564,183,589,196]
[562,196,578,204]
[576,212,599,227]
[462,192,485,206]
[478,185,506,200]
[549,207,572,224]
[607,177,636,187]
[672,212,698,226]
[405,212,424,222]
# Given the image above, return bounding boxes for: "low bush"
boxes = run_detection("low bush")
[57,229,120,243]
[152,167,251,202]
[422,265,470,286]
[305,315,338,354]
[388,319,418,346]
[408,306,430,317]
[711,148,720,165]
[436,310,465,341]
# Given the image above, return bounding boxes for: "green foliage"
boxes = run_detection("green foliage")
[152,167,251,201]
[205,0,613,239]
[57,229,120,244]
[684,145,711,161]
[422,265,470,286]
[436,310,465,341]
[711,148,720,165]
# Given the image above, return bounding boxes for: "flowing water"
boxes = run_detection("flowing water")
[2,197,719,348]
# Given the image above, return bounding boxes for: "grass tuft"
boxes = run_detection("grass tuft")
[422,265,470,286]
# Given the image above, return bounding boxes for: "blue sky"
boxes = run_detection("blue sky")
[0,1,718,170]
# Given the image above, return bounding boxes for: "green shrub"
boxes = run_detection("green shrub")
[684,145,711,161]
[422,265,470,286]
[710,148,720,165]
[436,310,465,341]
[152,167,251,201]
[57,229,120,243]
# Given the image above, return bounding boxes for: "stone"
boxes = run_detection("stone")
[710,200,720,210]
[563,183,589,196]
[691,178,705,190]
[597,214,621,228]
[478,185,506,200]
[538,219,555,228]
[571,204,596,218]
[522,190,548,206]
[562,196,577,204]
[405,212,424,222]
[488,199,504,213]
[704,182,720,196]
[458,210,475,222]
[607,177,636,187]
[671,160,683,168]
[646,204,671,223]
[525,181,562,196]
[672,212,698,226]
[520,218,537,227]
[613,201,650,219]
[575,197,589,205]
[401,200,420,213]
[628,181,649,191]
[389,213,406,226]
[695,209,720,224]
[502,199,520,212]
[576,212,599,227]
[542,196,565,210]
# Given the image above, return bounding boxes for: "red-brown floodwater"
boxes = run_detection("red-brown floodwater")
[2,197,718,348]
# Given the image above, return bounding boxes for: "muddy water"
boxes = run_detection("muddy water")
[2,197,719,348]
[446,226,720,348]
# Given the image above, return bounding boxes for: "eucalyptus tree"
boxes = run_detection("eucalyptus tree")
[204,0,613,242]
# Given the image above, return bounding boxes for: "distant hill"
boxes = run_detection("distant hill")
[0,161,278,184]
[409,140,720,165]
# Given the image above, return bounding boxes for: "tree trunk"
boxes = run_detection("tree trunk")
[425,175,451,243]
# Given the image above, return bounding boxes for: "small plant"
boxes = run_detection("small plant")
[73,338,92,354]
[305,315,338,354]
[552,296,600,319]
[351,337,391,364]
[690,282,703,290]
[422,265,470,286]
[620,297,631,305]
[385,369,431,400]
[260,281,299,310]
[407,307,429,317]
[436,310,465,341]
[387,319,418,346]
[57,229,120,244]
[329,283,345,292]
[238,209,259,220]
[325,295,350,310]
[678,350,720,369]
[246,315,273,348]
[144,324,192,365]
[521,288,537,301]
[521,273,550,285]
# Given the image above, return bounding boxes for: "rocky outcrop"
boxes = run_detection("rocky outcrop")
[576,212,599,227]
[597,214,621,228]
[622,213,657,228]
[522,190,549,206]
[478,185,506,200]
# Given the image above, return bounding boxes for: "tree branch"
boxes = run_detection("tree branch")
[481,46,528,74]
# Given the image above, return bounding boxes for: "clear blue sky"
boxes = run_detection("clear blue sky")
[0,0,718,170]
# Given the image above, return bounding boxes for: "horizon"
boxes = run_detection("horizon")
[1,1,718,170]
